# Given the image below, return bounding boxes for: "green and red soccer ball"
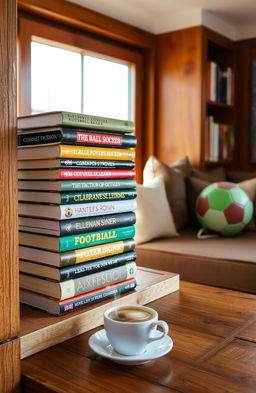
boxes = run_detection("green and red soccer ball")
[196,182,253,236]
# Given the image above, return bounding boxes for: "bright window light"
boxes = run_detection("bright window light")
[30,40,133,120]
[83,55,130,120]
[31,41,81,114]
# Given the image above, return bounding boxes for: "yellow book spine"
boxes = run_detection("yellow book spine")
[60,145,135,161]
[74,240,127,264]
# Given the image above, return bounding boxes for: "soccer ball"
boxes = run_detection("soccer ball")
[196,182,253,236]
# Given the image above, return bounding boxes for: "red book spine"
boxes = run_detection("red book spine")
[59,169,135,179]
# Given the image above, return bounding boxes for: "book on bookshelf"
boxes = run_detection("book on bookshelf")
[18,168,135,180]
[19,225,136,252]
[19,251,137,281]
[18,199,137,220]
[18,189,137,205]
[206,116,234,162]
[20,261,137,300]
[18,127,137,148]
[207,61,233,105]
[19,238,135,267]
[18,212,136,236]
[18,178,136,192]
[17,111,135,133]
[17,145,135,161]
[20,278,136,315]
[18,158,135,170]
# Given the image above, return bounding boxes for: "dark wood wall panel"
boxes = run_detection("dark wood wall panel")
[156,26,203,166]
[0,0,19,342]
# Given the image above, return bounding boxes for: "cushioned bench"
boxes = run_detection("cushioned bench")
[137,229,256,293]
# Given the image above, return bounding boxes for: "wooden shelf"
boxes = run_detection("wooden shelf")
[207,101,234,109]
[20,266,179,359]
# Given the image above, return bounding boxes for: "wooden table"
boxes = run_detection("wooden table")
[21,281,256,393]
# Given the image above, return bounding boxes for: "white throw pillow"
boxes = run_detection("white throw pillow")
[135,177,178,244]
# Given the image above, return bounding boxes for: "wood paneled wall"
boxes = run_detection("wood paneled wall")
[155,26,203,166]
[0,0,20,390]
[235,39,256,170]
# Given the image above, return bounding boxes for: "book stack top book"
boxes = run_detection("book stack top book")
[18,111,137,315]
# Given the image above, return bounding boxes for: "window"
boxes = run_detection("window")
[18,14,145,177]
[31,40,133,120]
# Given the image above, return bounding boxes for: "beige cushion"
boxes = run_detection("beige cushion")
[143,156,188,230]
[136,228,256,293]
[135,177,178,244]
[239,178,256,231]
[170,156,192,176]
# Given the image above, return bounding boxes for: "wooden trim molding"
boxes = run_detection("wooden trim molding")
[0,0,19,343]
[18,0,154,49]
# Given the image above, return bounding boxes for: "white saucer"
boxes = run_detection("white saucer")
[88,329,173,365]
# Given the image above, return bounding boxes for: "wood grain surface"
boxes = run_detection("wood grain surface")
[0,339,20,393]
[22,281,256,393]
[20,268,179,359]
[0,0,19,342]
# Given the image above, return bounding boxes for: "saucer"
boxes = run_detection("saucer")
[88,329,173,365]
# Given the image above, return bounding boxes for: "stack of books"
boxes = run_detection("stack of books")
[18,111,137,315]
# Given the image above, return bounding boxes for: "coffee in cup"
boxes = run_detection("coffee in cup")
[104,304,169,356]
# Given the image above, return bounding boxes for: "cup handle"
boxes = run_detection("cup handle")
[149,320,169,342]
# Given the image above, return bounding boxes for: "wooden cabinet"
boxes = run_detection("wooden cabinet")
[156,26,236,169]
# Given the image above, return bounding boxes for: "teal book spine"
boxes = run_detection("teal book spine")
[59,225,135,252]
[60,189,137,204]
[60,179,136,192]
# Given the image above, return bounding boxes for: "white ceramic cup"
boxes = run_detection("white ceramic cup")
[104,304,169,356]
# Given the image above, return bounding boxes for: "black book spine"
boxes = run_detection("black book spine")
[59,159,135,169]
[18,130,63,146]
[59,251,136,280]
[59,279,136,314]
[59,211,136,236]
[18,128,137,147]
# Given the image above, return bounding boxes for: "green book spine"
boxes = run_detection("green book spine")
[60,189,137,204]
[60,179,136,192]
[59,225,135,252]
[62,112,134,133]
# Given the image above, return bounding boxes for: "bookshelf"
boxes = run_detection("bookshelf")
[155,26,236,170]
[204,30,235,167]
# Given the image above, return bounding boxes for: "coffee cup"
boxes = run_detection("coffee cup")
[104,304,169,356]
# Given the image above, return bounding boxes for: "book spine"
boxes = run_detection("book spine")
[61,129,136,147]
[59,199,137,220]
[58,226,135,252]
[18,129,136,148]
[58,169,135,179]
[59,211,136,236]
[59,251,136,280]
[58,278,136,314]
[59,159,135,169]
[59,225,135,252]
[59,145,135,161]
[60,238,135,266]
[60,179,136,191]
[60,261,136,299]
[60,189,137,204]
[62,112,135,133]
[18,130,63,147]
